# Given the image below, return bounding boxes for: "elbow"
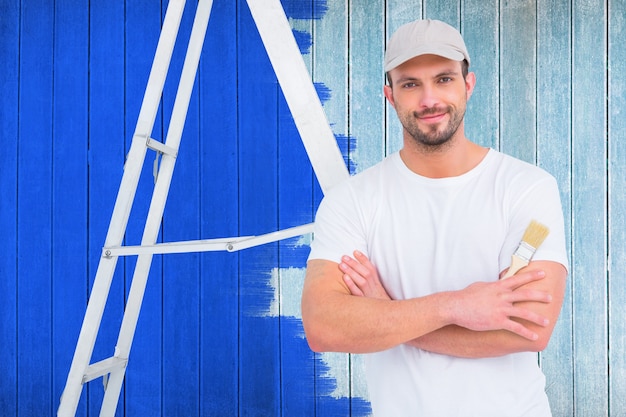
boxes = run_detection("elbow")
[301,292,344,353]
[302,315,333,353]
[301,304,349,353]
[532,335,550,353]
[304,333,326,353]
[524,329,552,353]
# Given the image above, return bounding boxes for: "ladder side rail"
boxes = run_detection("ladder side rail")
[247,0,350,194]
[99,1,214,415]
[57,1,187,416]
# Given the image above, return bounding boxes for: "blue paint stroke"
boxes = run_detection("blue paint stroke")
[282,0,328,20]
[281,317,372,416]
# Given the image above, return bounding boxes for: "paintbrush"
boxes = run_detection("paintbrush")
[502,220,550,279]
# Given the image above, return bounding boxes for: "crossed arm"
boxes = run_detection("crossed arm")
[301,254,562,356]
[338,251,567,358]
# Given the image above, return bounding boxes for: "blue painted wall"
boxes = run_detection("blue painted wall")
[1,0,624,416]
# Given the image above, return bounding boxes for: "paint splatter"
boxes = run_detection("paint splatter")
[314,82,332,104]
[335,133,358,174]
[291,29,313,55]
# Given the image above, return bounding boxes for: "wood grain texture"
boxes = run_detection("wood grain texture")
[160,1,201,414]
[17,0,54,414]
[499,0,537,161]
[121,2,165,416]
[51,0,90,415]
[536,1,574,414]
[462,0,499,150]
[85,1,127,414]
[349,0,386,172]
[237,2,281,414]
[608,0,626,415]
[572,0,609,415]
[198,1,240,414]
[0,0,19,415]
[1,0,624,415]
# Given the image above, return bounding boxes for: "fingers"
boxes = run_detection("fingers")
[502,269,546,290]
[343,275,364,296]
[353,250,374,270]
[341,252,373,279]
[504,320,540,341]
[505,288,552,304]
[339,252,392,300]
[339,258,367,285]
[503,307,550,341]
[508,306,550,327]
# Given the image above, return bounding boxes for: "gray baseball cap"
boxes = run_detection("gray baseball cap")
[384,19,470,72]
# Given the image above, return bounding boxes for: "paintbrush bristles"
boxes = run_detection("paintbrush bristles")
[521,220,550,249]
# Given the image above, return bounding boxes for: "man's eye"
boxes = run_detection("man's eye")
[439,77,453,83]
[402,82,417,88]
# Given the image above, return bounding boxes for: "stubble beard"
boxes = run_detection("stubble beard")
[400,105,465,153]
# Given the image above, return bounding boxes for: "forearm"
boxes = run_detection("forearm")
[302,282,453,354]
[407,324,542,358]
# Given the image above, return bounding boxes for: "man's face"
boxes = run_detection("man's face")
[384,54,475,150]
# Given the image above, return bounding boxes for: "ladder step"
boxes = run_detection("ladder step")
[82,356,128,384]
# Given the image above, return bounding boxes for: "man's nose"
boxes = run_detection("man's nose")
[418,84,440,109]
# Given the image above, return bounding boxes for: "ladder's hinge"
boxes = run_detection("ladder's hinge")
[82,356,128,384]
[146,137,178,157]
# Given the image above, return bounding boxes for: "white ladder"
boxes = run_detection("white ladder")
[57,0,348,415]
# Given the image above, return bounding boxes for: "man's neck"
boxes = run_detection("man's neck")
[399,135,488,179]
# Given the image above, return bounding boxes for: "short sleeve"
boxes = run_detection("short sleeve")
[308,181,369,264]
[499,175,569,273]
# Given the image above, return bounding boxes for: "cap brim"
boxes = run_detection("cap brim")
[384,47,466,72]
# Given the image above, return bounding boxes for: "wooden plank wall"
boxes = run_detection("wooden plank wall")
[0,0,623,415]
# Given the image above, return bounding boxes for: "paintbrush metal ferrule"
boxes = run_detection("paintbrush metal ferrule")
[512,241,536,263]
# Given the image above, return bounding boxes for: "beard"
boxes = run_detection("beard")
[399,105,465,150]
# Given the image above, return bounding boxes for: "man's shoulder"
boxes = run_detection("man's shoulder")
[326,153,397,195]
[490,150,557,182]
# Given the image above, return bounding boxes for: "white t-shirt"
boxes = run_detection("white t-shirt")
[308,149,569,417]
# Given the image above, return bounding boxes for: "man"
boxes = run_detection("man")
[301,19,568,416]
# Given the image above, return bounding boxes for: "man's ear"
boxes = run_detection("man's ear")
[384,85,395,108]
[465,72,476,100]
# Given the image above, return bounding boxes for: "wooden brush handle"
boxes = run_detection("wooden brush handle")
[502,254,528,279]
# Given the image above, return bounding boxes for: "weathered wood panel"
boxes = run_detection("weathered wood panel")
[237,2,281,415]
[17,0,54,414]
[462,0,499,150]
[122,2,165,416]
[85,1,127,415]
[572,0,609,415]
[1,0,624,415]
[608,0,626,414]
[51,0,89,415]
[536,1,574,415]
[0,0,19,415]
[197,2,240,415]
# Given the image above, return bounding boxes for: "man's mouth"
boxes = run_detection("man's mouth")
[417,110,448,124]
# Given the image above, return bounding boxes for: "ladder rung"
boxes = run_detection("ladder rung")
[82,357,128,384]
[102,222,314,257]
